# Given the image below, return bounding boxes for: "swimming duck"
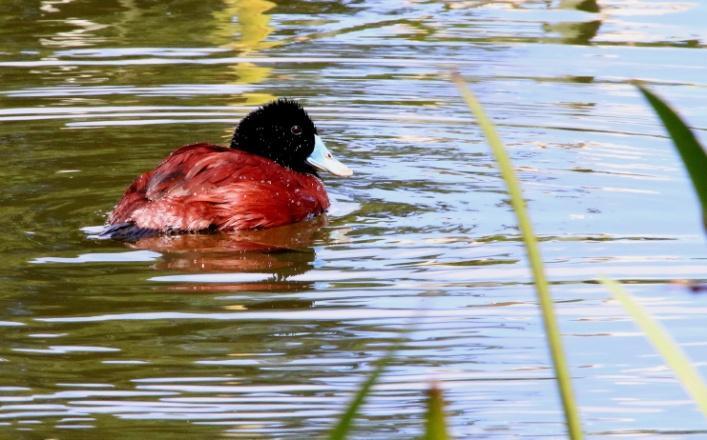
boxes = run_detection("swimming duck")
[102,99,352,240]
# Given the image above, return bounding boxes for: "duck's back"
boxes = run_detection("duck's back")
[107,143,330,238]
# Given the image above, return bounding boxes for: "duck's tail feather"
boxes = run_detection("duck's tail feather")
[98,222,160,241]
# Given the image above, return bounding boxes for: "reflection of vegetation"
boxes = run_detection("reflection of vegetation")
[285,18,436,45]
[212,0,276,105]
[543,20,601,45]
[560,0,600,14]
[452,73,583,439]
[13,0,279,105]
[211,0,275,51]
[548,0,601,44]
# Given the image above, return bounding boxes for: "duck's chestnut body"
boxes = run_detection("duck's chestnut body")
[109,143,329,233]
[103,99,352,240]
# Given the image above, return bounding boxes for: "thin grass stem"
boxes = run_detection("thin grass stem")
[452,72,583,440]
[601,278,707,417]
[328,349,396,440]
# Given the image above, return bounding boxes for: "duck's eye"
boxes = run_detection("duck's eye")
[291,125,302,135]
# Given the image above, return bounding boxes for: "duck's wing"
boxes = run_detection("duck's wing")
[108,143,227,225]
[108,145,329,233]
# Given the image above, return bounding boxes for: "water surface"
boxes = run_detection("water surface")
[1,0,706,438]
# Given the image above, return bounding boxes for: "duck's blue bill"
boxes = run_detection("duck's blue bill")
[306,135,353,177]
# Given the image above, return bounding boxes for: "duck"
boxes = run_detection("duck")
[101,99,352,241]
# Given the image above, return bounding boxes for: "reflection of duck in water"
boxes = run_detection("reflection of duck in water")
[133,219,325,294]
[101,100,352,241]
[133,217,322,273]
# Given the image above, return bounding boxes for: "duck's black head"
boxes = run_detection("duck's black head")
[230,99,352,176]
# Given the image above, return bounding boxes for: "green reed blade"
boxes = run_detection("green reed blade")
[328,349,395,440]
[636,83,707,231]
[600,278,707,416]
[452,72,583,440]
[424,384,451,440]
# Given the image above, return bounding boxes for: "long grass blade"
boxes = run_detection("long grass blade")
[424,384,451,440]
[328,349,396,440]
[635,83,707,230]
[452,72,583,439]
[600,278,707,416]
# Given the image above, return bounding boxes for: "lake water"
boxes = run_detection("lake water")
[1,0,706,438]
